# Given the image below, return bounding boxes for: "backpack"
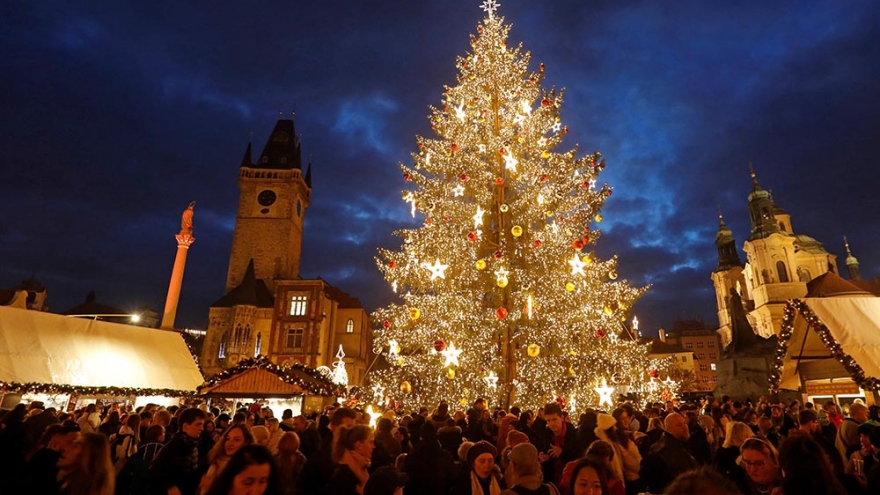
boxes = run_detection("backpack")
[111,433,135,463]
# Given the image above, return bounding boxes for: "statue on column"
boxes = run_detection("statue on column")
[181,201,196,233]
[724,286,776,358]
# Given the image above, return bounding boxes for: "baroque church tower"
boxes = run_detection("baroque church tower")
[712,167,838,346]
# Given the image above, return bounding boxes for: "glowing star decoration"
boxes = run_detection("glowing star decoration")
[365,405,383,427]
[388,340,400,357]
[513,113,526,125]
[372,384,386,405]
[478,144,486,153]
[452,184,465,197]
[494,266,509,287]
[403,192,416,217]
[454,100,466,121]
[473,206,485,228]
[485,371,499,389]
[632,316,640,336]
[331,345,349,386]
[503,153,519,172]
[588,178,597,191]
[594,377,615,408]
[423,259,449,280]
[568,252,587,276]
[481,0,500,19]
[663,376,677,390]
[550,121,562,133]
[520,100,532,115]
[538,137,548,147]
[391,281,398,293]
[440,342,463,367]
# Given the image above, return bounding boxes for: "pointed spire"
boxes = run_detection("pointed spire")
[844,236,862,281]
[718,205,726,229]
[240,139,252,168]
[305,158,312,189]
[749,162,760,190]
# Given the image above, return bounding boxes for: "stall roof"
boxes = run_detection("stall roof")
[200,356,340,398]
[772,298,880,392]
[0,305,203,395]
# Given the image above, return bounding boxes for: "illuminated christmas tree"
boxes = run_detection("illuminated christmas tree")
[368,1,669,411]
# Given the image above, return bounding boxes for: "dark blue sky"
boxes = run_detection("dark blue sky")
[2,1,879,334]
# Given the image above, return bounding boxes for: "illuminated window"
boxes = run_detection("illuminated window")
[254,333,262,357]
[218,332,227,359]
[286,328,304,351]
[697,353,705,360]
[289,295,308,316]
[685,342,693,349]
[346,318,354,333]
[711,363,717,371]
[708,341,715,348]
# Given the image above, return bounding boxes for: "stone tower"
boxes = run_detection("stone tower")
[225,116,312,294]
[710,211,746,347]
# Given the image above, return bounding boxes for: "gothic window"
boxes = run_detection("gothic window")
[779,222,786,232]
[218,331,227,359]
[285,328,304,351]
[231,324,243,354]
[254,332,262,357]
[243,325,251,352]
[776,261,789,283]
[289,295,308,316]
[346,318,354,333]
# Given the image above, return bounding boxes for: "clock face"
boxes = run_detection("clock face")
[257,190,277,206]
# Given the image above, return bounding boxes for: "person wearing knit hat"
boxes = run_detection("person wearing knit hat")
[594,413,626,486]
[501,443,561,495]
[456,440,504,495]
[499,430,531,471]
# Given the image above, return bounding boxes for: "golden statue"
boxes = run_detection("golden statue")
[181,201,196,232]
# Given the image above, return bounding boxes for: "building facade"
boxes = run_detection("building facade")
[658,320,720,392]
[201,117,372,384]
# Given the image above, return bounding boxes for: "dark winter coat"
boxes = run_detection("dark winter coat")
[403,439,457,495]
[639,433,698,494]
[149,432,204,495]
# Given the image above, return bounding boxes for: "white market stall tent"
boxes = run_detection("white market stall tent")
[0,305,203,399]
[770,297,880,396]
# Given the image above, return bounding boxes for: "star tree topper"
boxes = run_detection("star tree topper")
[481,0,500,19]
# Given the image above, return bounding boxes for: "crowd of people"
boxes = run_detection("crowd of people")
[1,394,880,495]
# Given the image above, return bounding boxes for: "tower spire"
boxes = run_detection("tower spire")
[715,207,742,272]
[844,236,862,281]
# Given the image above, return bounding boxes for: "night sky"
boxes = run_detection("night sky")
[2,1,879,335]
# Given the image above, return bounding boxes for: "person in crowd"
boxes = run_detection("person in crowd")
[292,415,321,460]
[736,436,782,495]
[827,402,845,430]
[837,403,869,462]
[113,412,141,473]
[499,430,530,471]
[266,419,284,455]
[57,432,115,495]
[363,465,408,495]
[100,411,123,438]
[770,405,795,438]
[139,411,153,441]
[298,407,357,495]
[847,422,878,477]
[251,425,270,448]
[566,457,608,495]
[609,408,642,495]
[204,444,281,495]
[756,416,780,447]
[575,412,599,455]
[438,418,465,461]
[200,423,255,494]
[275,432,306,495]
[150,407,208,495]
[777,434,849,495]
[154,410,173,436]
[25,406,60,449]
[324,424,375,495]
[26,424,80,494]
[500,442,560,495]
[663,467,742,495]
[697,415,718,451]
[535,403,579,487]
[452,440,504,495]
[560,440,623,495]
[373,417,402,471]
[715,421,752,480]
[638,412,698,494]
[78,404,102,434]
[404,421,457,495]
[684,412,712,465]
[636,417,664,457]
[116,424,166,495]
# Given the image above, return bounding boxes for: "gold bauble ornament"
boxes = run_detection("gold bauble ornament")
[608,270,618,280]
[595,214,603,223]
[618,301,628,310]
[500,204,509,212]
[569,365,576,375]
[460,397,469,406]
[603,305,614,316]
[527,344,541,358]
[583,254,593,265]
[400,381,412,394]
[396,357,404,366]
[476,260,487,270]
[409,308,421,320]
[565,282,575,292]
[497,276,509,288]
[542,151,551,159]
[511,225,523,237]
[446,368,456,379]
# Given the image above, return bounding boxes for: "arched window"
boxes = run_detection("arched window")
[346,319,354,333]
[776,261,789,283]
[243,325,251,351]
[218,331,227,359]
[232,324,243,354]
[254,333,262,357]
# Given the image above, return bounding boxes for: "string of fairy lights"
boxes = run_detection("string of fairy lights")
[364,2,677,411]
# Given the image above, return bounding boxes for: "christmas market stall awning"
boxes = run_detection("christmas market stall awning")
[0,305,204,396]
[199,356,342,399]
[770,298,880,392]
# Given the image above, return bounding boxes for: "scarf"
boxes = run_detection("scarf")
[470,471,502,495]
[340,449,371,493]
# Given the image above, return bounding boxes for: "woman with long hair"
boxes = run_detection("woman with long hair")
[57,432,115,495]
[99,411,122,438]
[204,444,281,495]
[326,424,375,495]
[113,413,141,473]
[715,421,753,479]
[736,437,782,495]
[567,457,609,495]
[200,423,255,494]
[776,434,848,495]
[274,432,306,495]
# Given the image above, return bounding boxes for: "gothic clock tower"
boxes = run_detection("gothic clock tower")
[226,116,312,294]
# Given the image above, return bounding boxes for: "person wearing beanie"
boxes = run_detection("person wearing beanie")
[500,443,561,495]
[847,420,879,477]
[593,413,626,486]
[499,430,531,471]
[452,440,504,494]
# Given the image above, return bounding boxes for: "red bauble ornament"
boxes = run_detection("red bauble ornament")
[563,127,569,134]
[572,239,585,250]
[433,339,447,352]
[538,174,548,183]
[451,144,459,152]
[541,99,551,107]
[649,369,660,379]
[595,329,607,339]
[581,181,590,189]
[532,239,543,248]
[605,189,612,197]
[443,216,450,222]
[496,177,504,185]
[425,218,433,225]
[529,77,536,83]
[496,307,508,319]
[539,63,545,72]
[459,174,469,181]
[403,173,412,181]
[467,231,477,242]
[499,147,508,155]
[387,260,397,269]
[382,320,392,329]
[555,395,567,408]
[493,250,503,260]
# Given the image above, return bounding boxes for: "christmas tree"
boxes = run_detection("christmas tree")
[368,1,671,411]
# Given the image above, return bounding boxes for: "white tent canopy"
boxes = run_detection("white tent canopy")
[778,298,880,391]
[0,305,203,393]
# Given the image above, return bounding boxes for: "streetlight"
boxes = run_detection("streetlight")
[65,314,142,324]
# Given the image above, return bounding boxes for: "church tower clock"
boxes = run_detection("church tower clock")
[226,116,312,294]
